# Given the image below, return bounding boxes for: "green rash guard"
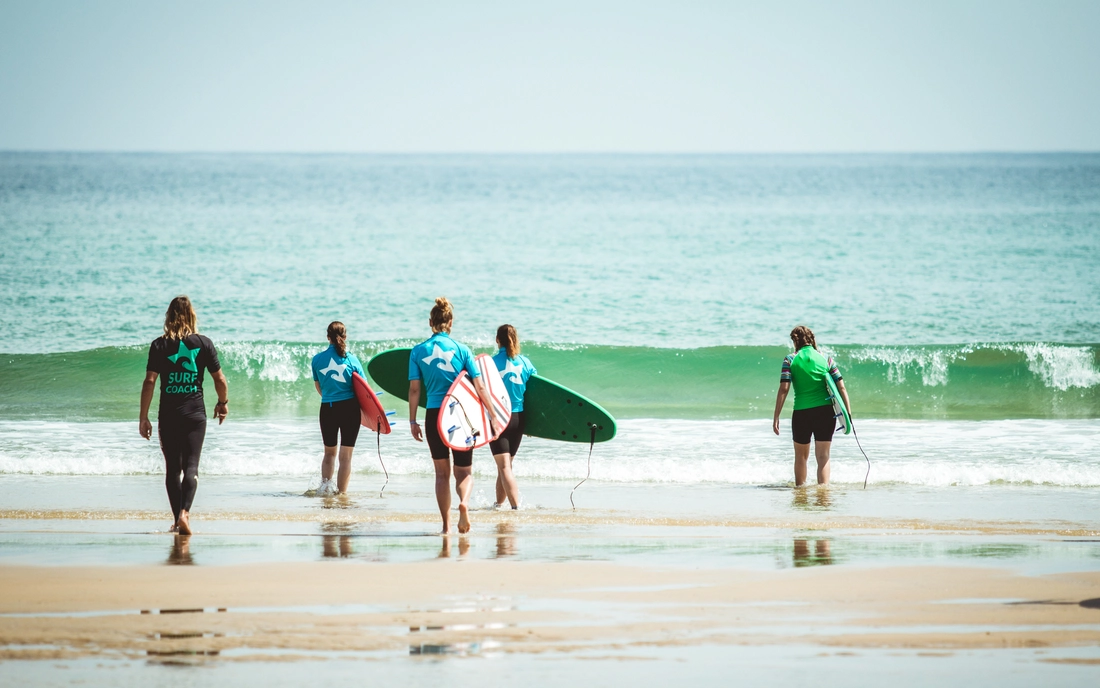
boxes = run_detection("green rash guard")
[780,346,843,411]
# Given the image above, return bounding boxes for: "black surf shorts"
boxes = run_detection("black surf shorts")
[424,408,474,467]
[489,411,525,457]
[791,404,836,444]
[320,398,361,448]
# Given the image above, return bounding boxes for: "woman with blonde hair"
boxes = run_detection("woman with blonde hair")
[490,324,536,509]
[408,297,499,534]
[772,325,850,486]
[139,296,228,534]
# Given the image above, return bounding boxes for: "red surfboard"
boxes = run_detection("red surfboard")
[352,372,390,434]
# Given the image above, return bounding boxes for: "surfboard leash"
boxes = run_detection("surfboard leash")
[449,395,482,446]
[851,422,871,489]
[376,421,389,497]
[569,424,598,511]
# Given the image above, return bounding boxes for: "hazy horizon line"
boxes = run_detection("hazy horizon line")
[3,149,1099,156]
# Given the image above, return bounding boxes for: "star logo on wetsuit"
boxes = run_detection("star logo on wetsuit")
[167,341,200,373]
[502,360,524,384]
[422,344,455,372]
[319,358,348,382]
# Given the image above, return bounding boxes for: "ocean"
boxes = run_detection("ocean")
[1,152,1099,493]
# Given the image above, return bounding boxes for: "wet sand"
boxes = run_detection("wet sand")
[2,558,1099,663]
[2,476,1098,683]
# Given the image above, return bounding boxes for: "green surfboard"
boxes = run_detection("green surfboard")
[366,347,617,444]
[367,348,428,408]
[825,374,852,435]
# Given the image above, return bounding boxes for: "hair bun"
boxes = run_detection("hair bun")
[430,297,454,332]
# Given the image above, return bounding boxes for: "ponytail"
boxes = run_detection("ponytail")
[327,321,348,358]
[790,325,817,351]
[496,324,519,358]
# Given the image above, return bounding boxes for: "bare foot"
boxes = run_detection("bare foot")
[177,510,192,535]
[169,522,178,533]
[457,504,471,534]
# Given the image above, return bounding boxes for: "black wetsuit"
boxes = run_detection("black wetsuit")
[146,334,221,523]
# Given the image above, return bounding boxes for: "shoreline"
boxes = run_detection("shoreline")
[2,509,1098,537]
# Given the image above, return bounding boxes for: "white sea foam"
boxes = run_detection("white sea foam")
[2,419,1098,488]
[218,342,314,382]
[1014,343,1100,391]
[845,346,961,387]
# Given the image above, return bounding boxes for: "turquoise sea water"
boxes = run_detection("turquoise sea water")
[2,152,1098,350]
[1,153,1098,486]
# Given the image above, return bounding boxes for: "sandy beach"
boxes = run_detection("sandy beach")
[3,558,1100,661]
[3,468,1099,684]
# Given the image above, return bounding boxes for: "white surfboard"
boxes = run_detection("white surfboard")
[437,355,511,451]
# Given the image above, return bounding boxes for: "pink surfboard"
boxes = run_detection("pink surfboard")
[353,372,391,434]
[437,355,511,451]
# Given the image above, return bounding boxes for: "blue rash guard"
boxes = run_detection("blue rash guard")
[492,349,536,412]
[408,332,480,409]
[311,345,366,403]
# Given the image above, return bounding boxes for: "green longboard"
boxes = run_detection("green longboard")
[366,347,617,444]
[367,348,428,408]
[825,374,852,435]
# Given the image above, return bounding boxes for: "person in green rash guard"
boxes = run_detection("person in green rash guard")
[772,326,851,486]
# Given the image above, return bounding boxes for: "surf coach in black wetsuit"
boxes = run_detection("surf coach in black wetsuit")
[139,296,228,535]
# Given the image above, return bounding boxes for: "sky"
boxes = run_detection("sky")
[0,0,1098,153]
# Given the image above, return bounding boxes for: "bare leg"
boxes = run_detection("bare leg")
[321,445,337,482]
[337,446,354,493]
[433,459,452,533]
[493,452,519,509]
[177,509,191,535]
[793,442,811,486]
[814,441,831,485]
[455,465,473,533]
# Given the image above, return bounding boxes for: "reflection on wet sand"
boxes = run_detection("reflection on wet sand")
[438,536,471,559]
[320,494,355,510]
[409,640,489,656]
[495,522,516,558]
[792,486,834,511]
[793,538,833,567]
[322,535,354,558]
[166,535,192,565]
[321,522,355,558]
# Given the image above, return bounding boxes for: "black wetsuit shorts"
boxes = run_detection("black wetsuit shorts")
[319,398,361,448]
[791,404,836,444]
[424,408,474,467]
[489,411,525,457]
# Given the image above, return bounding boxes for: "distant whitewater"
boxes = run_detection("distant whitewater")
[2,342,1097,421]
